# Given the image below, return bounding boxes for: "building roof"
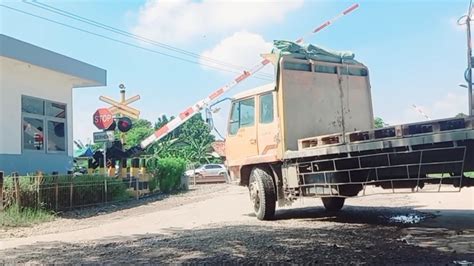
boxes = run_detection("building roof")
[0,34,106,87]
[211,141,226,157]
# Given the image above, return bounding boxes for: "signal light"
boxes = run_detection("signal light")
[117,117,132,132]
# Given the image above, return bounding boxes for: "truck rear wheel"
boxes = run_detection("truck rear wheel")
[321,197,345,212]
[249,168,276,220]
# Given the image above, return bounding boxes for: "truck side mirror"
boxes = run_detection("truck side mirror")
[205,108,214,129]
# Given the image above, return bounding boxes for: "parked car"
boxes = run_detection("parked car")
[185,164,228,178]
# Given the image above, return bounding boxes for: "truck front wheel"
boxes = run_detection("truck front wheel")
[249,168,276,220]
[321,197,345,212]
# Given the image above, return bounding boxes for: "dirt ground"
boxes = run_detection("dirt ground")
[0,184,473,264]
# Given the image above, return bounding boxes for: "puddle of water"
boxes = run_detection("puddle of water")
[389,214,425,224]
[453,260,473,265]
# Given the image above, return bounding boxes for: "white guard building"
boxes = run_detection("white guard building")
[0,34,106,175]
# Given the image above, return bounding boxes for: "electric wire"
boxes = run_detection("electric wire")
[22,0,274,80]
[0,4,273,81]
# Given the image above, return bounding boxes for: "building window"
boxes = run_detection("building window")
[229,97,255,135]
[46,102,66,118]
[23,117,44,150]
[22,95,67,153]
[22,96,44,115]
[47,121,66,152]
[259,93,274,124]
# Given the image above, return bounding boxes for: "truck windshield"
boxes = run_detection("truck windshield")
[229,97,255,135]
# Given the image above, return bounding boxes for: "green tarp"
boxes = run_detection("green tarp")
[74,147,94,158]
[272,40,361,65]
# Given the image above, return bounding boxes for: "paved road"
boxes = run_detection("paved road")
[0,184,473,264]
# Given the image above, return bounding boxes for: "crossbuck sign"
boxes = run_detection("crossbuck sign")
[99,94,140,119]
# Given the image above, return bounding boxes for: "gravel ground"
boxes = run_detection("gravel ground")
[0,184,473,264]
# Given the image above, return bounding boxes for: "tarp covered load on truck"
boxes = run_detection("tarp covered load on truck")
[272,40,362,65]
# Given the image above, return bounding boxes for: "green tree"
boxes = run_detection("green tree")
[177,114,216,163]
[108,113,218,164]
[455,113,468,118]
[151,114,217,164]
[374,117,386,129]
[118,118,154,149]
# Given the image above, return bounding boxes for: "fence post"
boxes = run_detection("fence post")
[135,175,139,200]
[121,159,127,178]
[140,158,146,178]
[104,178,108,203]
[69,175,74,209]
[0,171,4,211]
[108,160,115,177]
[98,158,105,176]
[131,158,139,178]
[36,171,43,209]
[87,158,94,175]
[12,172,20,207]
[52,171,59,211]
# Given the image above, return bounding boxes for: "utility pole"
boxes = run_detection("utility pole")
[118,84,126,145]
[466,0,474,116]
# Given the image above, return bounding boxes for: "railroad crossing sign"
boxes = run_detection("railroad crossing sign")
[93,108,114,129]
[99,84,140,119]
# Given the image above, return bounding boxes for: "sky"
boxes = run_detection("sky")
[0,0,471,145]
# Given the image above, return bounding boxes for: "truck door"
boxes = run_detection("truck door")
[257,92,279,157]
[226,97,258,166]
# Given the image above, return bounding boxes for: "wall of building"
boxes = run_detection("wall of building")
[0,56,75,174]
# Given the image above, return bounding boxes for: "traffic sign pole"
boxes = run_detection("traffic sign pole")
[103,142,107,176]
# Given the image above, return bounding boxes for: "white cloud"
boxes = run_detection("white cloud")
[132,0,304,43]
[386,92,469,125]
[431,92,468,117]
[200,31,274,75]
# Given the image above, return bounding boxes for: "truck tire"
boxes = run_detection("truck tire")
[321,197,345,212]
[249,168,276,220]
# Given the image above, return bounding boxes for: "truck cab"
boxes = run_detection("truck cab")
[225,53,373,187]
[225,83,279,176]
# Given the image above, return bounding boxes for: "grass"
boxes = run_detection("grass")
[466,172,474,178]
[0,205,55,227]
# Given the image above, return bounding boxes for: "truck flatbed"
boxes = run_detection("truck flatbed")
[282,116,474,198]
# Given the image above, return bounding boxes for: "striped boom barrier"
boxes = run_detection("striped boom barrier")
[140,3,360,149]
[295,3,359,43]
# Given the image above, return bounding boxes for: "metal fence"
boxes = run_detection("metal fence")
[0,171,151,212]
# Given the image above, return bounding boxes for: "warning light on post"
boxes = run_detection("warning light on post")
[117,117,132,132]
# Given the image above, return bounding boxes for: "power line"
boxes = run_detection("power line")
[26,0,274,79]
[22,0,274,80]
[0,4,273,81]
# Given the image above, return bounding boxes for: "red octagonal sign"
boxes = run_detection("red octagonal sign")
[93,108,114,130]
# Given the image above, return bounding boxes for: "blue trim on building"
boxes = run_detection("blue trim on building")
[0,34,106,87]
[0,153,73,175]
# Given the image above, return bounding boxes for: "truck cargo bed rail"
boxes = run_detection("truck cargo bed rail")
[297,117,474,150]
[284,116,474,197]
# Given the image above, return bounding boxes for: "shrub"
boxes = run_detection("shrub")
[147,157,186,193]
